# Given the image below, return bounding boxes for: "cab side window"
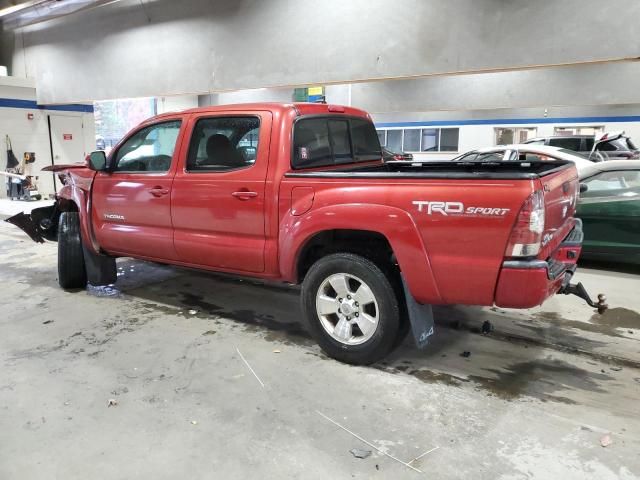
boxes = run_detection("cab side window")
[114,121,181,173]
[187,117,260,172]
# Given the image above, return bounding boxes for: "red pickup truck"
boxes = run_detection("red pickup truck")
[7,102,604,364]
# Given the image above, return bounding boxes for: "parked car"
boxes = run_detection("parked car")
[525,132,639,161]
[6,102,601,364]
[382,147,413,162]
[577,160,640,264]
[453,144,594,169]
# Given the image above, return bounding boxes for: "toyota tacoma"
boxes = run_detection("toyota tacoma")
[6,102,604,364]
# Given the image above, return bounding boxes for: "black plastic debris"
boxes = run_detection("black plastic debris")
[460,351,471,358]
[481,320,493,335]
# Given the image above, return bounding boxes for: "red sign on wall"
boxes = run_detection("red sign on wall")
[63,133,73,140]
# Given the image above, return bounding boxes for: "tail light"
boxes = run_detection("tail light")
[505,190,545,257]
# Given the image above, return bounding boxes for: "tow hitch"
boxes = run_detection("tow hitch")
[560,281,608,314]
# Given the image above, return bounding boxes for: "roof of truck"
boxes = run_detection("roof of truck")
[150,102,371,121]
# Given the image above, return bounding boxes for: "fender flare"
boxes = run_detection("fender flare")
[279,203,442,304]
[57,185,101,255]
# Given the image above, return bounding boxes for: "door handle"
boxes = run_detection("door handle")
[232,191,258,200]
[149,186,170,197]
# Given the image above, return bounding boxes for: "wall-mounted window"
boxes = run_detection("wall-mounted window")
[495,127,537,145]
[375,127,459,153]
[553,126,604,136]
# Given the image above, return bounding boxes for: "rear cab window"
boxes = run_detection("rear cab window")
[292,116,382,169]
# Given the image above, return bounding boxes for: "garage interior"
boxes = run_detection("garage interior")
[0,1,639,479]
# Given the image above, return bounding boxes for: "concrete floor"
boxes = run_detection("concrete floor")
[0,219,639,479]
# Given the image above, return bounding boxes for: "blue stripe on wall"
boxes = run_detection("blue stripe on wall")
[0,97,94,113]
[375,115,640,128]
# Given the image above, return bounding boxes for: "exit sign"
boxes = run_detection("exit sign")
[63,133,73,140]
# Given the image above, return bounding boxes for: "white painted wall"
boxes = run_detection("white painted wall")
[0,79,94,198]
[375,120,640,161]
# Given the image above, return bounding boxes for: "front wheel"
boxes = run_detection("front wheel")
[57,212,87,290]
[301,253,400,365]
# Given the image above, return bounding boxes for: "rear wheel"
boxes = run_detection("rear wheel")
[301,253,400,365]
[57,212,87,289]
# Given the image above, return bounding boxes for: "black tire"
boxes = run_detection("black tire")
[301,253,401,365]
[57,212,87,290]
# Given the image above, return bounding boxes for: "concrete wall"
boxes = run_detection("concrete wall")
[156,95,199,114]
[0,78,94,198]
[197,85,345,108]
[350,63,640,113]
[8,0,640,104]
[199,88,295,107]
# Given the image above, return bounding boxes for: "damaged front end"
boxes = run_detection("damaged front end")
[5,203,60,243]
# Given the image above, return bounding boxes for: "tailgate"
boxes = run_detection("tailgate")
[537,163,580,259]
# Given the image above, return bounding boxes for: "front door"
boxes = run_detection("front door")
[172,112,272,273]
[92,119,183,260]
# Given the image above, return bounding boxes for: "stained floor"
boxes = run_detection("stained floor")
[0,222,639,479]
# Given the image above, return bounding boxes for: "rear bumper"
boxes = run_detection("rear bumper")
[494,219,583,309]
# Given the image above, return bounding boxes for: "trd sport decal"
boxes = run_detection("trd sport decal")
[413,201,510,217]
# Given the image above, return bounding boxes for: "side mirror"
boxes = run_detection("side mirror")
[88,151,107,171]
[579,183,588,194]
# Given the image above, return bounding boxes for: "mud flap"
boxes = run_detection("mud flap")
[401,275,434,349]
[82,245,117,286]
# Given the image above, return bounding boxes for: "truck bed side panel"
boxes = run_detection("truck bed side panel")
[279,177,534,305]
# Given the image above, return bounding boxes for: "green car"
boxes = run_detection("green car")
[577,160,640,264]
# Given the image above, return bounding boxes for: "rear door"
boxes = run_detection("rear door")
[171,111,272,272]
[92,118,184,260]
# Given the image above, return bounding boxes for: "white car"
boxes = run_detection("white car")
[453,144,594,171]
